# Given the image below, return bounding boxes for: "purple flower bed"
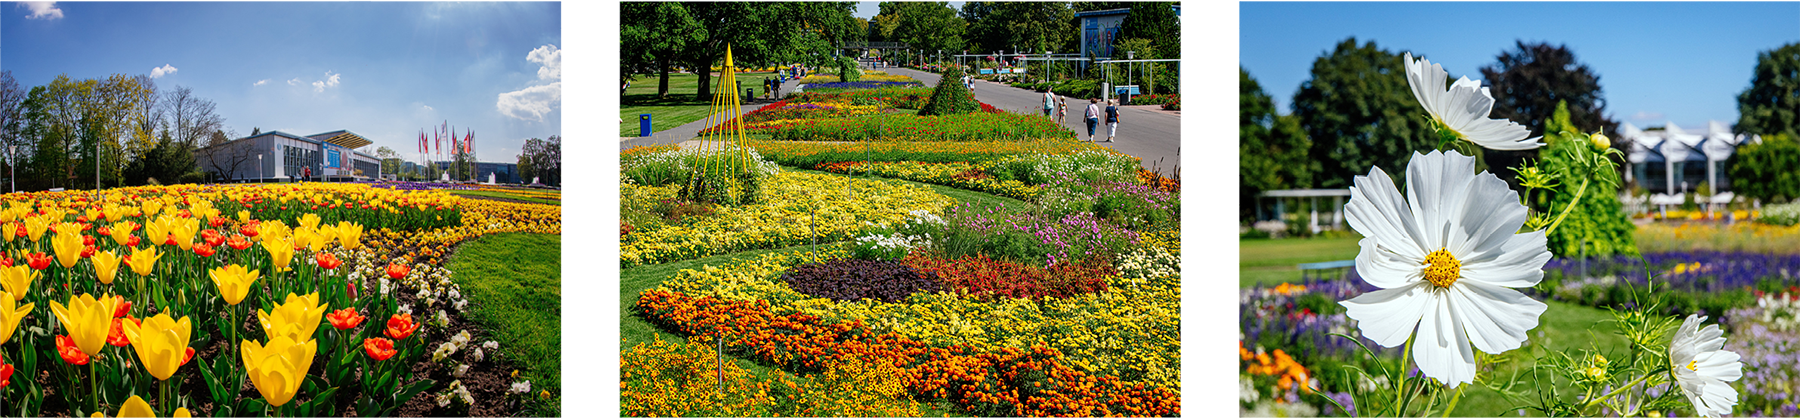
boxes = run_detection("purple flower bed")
[802,81,923,90]
[780,259,941,303]
[1529,251,1800,324]
[1724,299,1800,417]
[360,181,476,191]
[942,202,1139,266]
[1240,278,1395,362]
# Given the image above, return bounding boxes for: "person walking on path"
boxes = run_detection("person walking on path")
[1056,97,1068,125]
[1084,98,1102,142]
[1042,89,1056,117]
[1104,99,1121,143]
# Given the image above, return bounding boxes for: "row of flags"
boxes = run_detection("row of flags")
[418,121,474,155]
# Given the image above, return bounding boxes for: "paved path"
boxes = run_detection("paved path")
[880,67,1182,175]
[620,68,1181,176]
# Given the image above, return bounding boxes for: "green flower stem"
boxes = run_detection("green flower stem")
[90,361,98,414]
[1544,177,1591,237]
[1395,334,1415,416]
[1581,370,1661,412]
[160,377,171,417]
[1441,385,1465,417]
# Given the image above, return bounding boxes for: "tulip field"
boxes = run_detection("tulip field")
[620,71,1182,416]
[0,182,559,417]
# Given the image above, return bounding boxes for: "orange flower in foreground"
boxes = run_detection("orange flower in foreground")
[315,252,342,270]
[111,296,131,318]
[326,307,364,330]
[384,313,418,340]
[226,235,253,250]
[192,243,216,257]
[385,263,410,280]
[107,316,139,347]
[0,362,12,388]
[55,335,90,365]
[25,253,50,270]
[364,337,396,361]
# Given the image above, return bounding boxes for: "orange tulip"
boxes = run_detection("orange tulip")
[364,337,396,361]
[107,316,138,347]
[385,313,418,340]
[315,252,342,270]
[385,263,410,280]
[55,335,89,365]
[325,307,363,330]
[25,252,50,270]
[226,235,252,250]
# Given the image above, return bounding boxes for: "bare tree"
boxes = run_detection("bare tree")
[164,86,224,148]
[0,72,22,161]
[198,128,255,182]
[127,75,162,162]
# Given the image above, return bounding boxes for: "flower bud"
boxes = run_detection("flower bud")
[1591,132,1611,150]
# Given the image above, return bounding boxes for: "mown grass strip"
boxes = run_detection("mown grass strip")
[448,232,561,414]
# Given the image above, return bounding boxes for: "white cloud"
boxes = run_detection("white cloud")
[421,104,434,112]
[254,79,269,86]
[496,82,560,122]
[288,78,302,86]
[310,71,340,93]
[149,64,178,78]
[528,44,560,81]
[1630,111,1665,121]
[20,2,63,20]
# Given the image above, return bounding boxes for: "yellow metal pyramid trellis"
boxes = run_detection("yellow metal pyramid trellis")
[688,45,754,203]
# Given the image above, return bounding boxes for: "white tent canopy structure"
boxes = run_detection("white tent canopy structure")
[1620,121,1760,195]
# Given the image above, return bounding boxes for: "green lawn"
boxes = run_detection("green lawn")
[447,233,561,416]
[1239,236,1362,287]
[621,71,783,137]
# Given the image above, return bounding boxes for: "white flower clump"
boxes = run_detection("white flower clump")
[852,232,931,253]
[436,380,475,407]
[510,380,532,394]
[1117,245,1179,284]
[454,363,470,378]
[905,209,944,227]
[1754,293,1800,332]
[432,341,459,362]
[472,348,485,363]
[433,310,451,328]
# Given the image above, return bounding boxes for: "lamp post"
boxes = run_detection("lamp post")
[258,154,264,184]
[7,145,13,194]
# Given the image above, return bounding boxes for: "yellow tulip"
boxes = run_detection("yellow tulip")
[141,200,163,217]
[121,309,193,381]
[262,238,294,272]
[91,394,190,417]
[257,293,327,342]
[107,220,137,246]
[51,230,83,269]
[257,220,290,243]
[335,222,363,250]
[125,246,163,277]
[0,265,37,300]
[209,265,259,306]
[49,293,118,357]
[241,336,316,407]
[237,210,252,224]
[91,250,122,285]
[0,291,33,345]
[297,229,327,253]
[84,208,102,223]
[1,221,15,243]
[25,215,51,242]
[170,217,198,251]
[145,216,177,247]
[298,213,321,231]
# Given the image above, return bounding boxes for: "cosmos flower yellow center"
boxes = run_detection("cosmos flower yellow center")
[1686,360,1699,371]
[1422,248,1461,288]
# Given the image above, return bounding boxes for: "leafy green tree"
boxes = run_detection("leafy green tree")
[1479,41,1619,183]
[959,2,1072,54]
[1240,68,1314,222]
[1736,43,1800,139]
[1728,133,1800,203]
[673,2,857,101]
[1291,38,1436,188]
[621,2,705,99]
[919,66,980,116]
[879,2,965,56]
[1117,2,1179,60]
[1536,101,1636,257]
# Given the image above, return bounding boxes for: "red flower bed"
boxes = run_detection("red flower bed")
[901,254,1113,301]
[634,290,1179,417]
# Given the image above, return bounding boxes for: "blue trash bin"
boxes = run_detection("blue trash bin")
[639,114,652,137]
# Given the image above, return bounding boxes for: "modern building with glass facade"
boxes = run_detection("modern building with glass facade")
[1620,121,1761,195]
[195,130,381,182]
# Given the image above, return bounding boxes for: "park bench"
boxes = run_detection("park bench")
[1297,260,1356,282]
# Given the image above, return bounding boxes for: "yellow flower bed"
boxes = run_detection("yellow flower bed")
[622,334,923,417]
[651,245,1183,391]
[620,171,953,267]
[1636,222,1800,254]
[817,161,1040,200]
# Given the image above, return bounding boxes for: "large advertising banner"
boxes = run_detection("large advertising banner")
[326,147,344,169]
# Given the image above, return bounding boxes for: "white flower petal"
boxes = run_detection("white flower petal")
[1340,283,1433,347]
[1412,295,1477,388]
[1460,230,1550,289]
[1403,151,1478,251]
[1448,281,1546,354]
[1695,350,1743,381]
[1403,52,1544,150]
[1446,168,1528,262]
[1347,164,1428,262]
[1669,314,1744,417]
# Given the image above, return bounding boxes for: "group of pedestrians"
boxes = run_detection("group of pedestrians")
[763,78,781,100]
[1041,89,1118,143]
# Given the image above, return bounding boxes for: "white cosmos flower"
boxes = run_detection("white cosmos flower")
[1404,52,1543,150]
[1669,314,1743,418]
[1339,150,1551,388]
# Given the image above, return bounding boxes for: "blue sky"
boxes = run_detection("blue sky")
[2,2,560,162]
[1241,2,1800,130]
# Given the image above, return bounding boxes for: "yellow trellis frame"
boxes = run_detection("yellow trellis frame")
[691,44,755,201]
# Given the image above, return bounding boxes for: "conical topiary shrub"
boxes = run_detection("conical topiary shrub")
[918,66,981,116]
